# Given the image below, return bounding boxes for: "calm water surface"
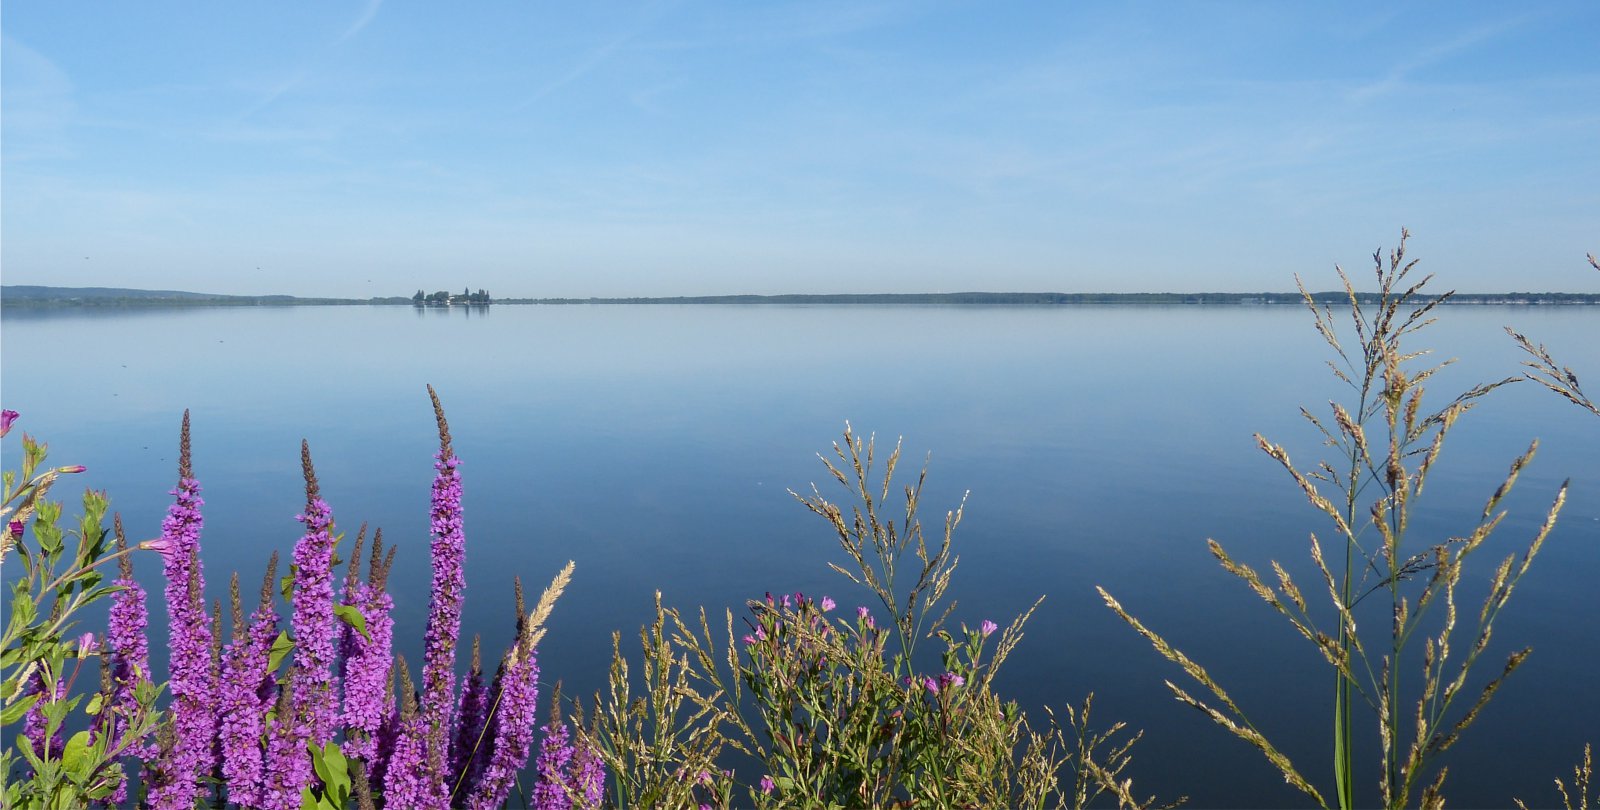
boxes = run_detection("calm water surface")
[3,303,1596,807]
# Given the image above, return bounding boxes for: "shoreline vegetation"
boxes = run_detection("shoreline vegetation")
[3,238,1596,808]
[3,284,1599,309]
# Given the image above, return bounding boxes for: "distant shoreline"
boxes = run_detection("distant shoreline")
[3,285,1598,308]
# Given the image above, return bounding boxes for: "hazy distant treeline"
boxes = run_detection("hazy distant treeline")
[5,285,1596,308]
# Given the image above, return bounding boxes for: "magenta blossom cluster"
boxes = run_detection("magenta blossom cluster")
[101,518,153,805]
[530,718,608,810]
[148,412,219,810]
[465,643,540,809]
[219,559,281,808]
[340,528,396,764]
[420,446,467,792]
[84,394,576,810]
[290,443,340,748]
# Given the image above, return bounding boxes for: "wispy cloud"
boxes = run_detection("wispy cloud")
[338,0,383,43]
[0,35,77,140]
[236,1,383,121]
[513,23,644,110]
[234,69,313,122]
[1347,15,1527,103]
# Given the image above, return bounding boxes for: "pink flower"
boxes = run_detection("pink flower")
[76,632,96,658]
[939,673,965,689]
[760,775,775,794]
[923,676,939,694]
[0,409,17,437]
[58,464,87,474]
[980,620,998,637]
[139,537,177,562]
[819,596,836,612]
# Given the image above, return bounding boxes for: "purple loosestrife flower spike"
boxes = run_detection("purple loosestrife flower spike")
[421,385,467,800]
[262,668,314,810]
[450,635,489,793]
[150,412,219,810]
[467,643,540,810]
[570,735,606,808]
[341,529,395,764]
[102,517,152,806]
[290,441,339,748]
[219,554,280,808]
[530,721,574,810]
[106,517,150,735]
[384,656,443,810]
[369,658,402,795]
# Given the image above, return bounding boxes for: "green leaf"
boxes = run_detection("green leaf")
[85,693,105,717]
[72,569,104,594]
[8,590,35,633]
[300,785,320,810]
[0,691,41,725]
[60,730,91,775]
[267,631,294,674]
[310,740,351,794]
[281,568,298,602]
[41,696,70,739]
[332,604,371,643]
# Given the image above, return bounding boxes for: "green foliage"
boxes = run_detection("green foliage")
[301,740,353,810]
[1,427,163,809]
[585,426,1168,809]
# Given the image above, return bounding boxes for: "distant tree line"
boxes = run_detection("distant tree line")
[498,291,1600,306]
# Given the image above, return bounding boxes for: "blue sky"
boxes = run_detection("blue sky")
[3,2,1597,297]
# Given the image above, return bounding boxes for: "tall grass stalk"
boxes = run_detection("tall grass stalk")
[1100,230,1566,808]
[584,425,1169,809]
[1508,252,1598,810]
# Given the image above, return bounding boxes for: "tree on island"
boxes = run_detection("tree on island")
[411,288,491,305]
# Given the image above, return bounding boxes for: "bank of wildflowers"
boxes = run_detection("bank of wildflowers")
[0,389,593,809]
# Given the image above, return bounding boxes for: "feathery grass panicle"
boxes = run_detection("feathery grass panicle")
[1101,230,1566,810]
[521,561,574,653]
[1506,327,1599,418]
[791,422,961,664]
[1097,587,1323,806]
[1549,743,1592,810]
[585,427,1153,809]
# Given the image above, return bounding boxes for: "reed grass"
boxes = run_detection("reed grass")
[1507,252,1599,810]
[1100,230,1570,809]
[1515,743,1594,810]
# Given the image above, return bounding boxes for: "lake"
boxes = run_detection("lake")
[3,302,1596,807]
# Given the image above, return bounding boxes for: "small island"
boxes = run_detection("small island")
[412,288,492,307]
